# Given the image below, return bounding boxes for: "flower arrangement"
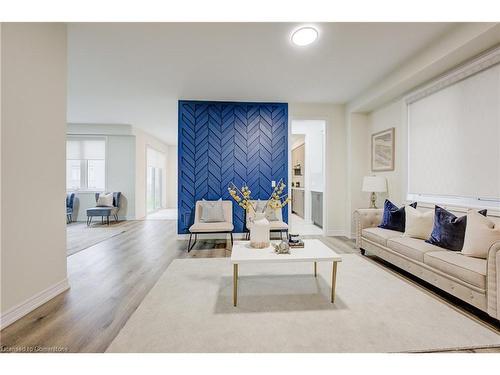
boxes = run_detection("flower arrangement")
[228,178,291,213]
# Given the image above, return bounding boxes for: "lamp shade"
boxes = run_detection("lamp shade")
[362,176,387,193]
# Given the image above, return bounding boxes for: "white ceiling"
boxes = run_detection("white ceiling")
[67,23,458,144]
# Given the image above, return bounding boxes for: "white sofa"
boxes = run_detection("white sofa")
[355,208,500,321]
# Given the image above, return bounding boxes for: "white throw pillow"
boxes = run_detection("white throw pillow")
[200,199,225,223]
[461,210,500,259]
[97,193,114,207]
[404,206,434,240]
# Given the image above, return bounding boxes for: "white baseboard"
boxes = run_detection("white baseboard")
[325,229,347,237]
[0,278,70,330]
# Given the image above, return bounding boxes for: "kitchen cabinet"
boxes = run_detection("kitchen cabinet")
[291,188,305,218]
[311,191,323,228]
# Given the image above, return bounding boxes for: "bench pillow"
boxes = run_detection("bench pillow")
[97,193,114,207]
[200,199,225,223]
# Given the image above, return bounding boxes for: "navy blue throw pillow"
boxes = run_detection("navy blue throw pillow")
[378,200,417,232]
[426,206,487,251]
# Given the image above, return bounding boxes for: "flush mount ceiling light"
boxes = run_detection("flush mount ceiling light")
[291,27,318,46]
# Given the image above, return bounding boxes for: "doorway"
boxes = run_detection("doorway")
[290,120,326,236]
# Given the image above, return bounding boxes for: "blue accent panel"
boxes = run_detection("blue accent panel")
[178,100,288,234]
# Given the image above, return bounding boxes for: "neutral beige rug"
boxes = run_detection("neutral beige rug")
[67,223,126,256]
[107,255,500,352]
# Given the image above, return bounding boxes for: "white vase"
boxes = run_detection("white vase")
[250,212,270,249]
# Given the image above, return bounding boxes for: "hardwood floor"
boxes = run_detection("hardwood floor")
[0,220,498,353]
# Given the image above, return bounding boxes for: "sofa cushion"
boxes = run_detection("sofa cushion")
[387,237,442,263]
[189,222,234,233]
[423,251,487,289]
[404,206,434,240]
[462,210,500,259]
[379,200,417,232]
[362,227,402,247]
[426,206,487,252]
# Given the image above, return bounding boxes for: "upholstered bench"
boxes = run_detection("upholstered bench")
[188,200,234,251]
[86,192,121,226]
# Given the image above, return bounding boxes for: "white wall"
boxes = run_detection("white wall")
[346,112,370,237]
[134,128,169,219]
[345,23,500,238]
[368,101,407,206]
[166,145,177,209]
[1,23,68,325]
[67,124,136,221]
[289,103,346,236]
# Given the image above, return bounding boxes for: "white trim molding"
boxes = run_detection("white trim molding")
[325,229,347,237]
[0,278,70,330]
[405,44,500,104]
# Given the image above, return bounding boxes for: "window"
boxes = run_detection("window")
[66,137,106,191]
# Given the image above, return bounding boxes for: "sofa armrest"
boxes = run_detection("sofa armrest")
[354,208,383,248]
[487,241,500,320]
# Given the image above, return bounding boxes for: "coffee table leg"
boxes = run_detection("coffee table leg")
[314,261,317,277]
[331,262,338,303]
[233,264,238,307]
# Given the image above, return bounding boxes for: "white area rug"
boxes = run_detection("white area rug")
[107,255,500,352]
[67,223,126,256]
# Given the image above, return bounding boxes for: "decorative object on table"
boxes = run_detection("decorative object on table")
[371,127,395,171]
[228,178,291,249]
[288,233,304,248]
[362,175,387,208]
[273,240,291,254]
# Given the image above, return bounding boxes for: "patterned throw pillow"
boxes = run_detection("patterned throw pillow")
[200,199,225,223]
[378,199,417,232]
[426,206,487,251]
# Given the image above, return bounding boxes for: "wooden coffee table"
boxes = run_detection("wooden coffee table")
[230,239,342,306]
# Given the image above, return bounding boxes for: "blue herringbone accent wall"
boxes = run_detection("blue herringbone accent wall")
[178,100,288,234]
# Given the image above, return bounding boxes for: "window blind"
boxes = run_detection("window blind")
[67,137,106,160]
[407,63,500,201]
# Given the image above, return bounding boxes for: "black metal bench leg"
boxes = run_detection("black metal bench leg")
[188,233,197,252]
[229,232,233,248]
[87,216,92,226]
[107,216,110,225]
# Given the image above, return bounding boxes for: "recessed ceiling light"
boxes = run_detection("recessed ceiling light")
[291,27,318,46]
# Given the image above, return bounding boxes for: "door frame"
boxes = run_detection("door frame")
[289,117,327,237]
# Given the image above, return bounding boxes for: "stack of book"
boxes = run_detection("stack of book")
[288,234,304,248]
